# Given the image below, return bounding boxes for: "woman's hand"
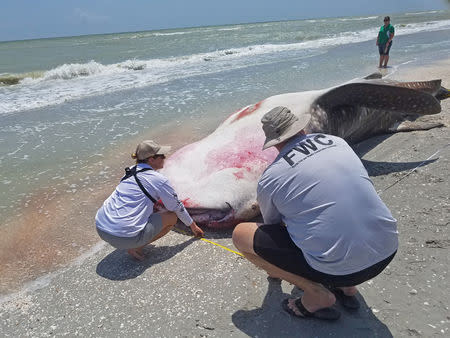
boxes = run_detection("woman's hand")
[190,222,204,238]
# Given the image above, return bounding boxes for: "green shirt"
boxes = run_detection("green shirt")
[378,24,394,44]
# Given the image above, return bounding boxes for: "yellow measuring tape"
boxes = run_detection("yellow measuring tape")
[200,237,244,257]
[173,228,243,257]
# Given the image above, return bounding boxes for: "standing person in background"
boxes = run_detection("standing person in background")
[376,16,395,68]
[95,140,204,261]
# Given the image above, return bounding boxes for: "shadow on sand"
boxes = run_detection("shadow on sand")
[353,134,437,176]
[361,157,436,177]
[173,223,238,242]
[232,278,392,338]
[96,237,196,281]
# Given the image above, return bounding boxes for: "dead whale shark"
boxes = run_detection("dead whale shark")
[161,74,449,229]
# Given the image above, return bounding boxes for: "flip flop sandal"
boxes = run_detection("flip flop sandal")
[266,276,282,283]
[282,298,341,320]
[328,288,360,310]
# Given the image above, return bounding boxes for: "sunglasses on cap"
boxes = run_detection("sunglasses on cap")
[152,154,166,159]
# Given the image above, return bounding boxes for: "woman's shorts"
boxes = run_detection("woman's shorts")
[96,213,164,250]
[378,41,392,55]
[253,223,396,288]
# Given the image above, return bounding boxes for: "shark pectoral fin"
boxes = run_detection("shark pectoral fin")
[316,82,442,115]
[392,120,444,133]
[391,79,442,95]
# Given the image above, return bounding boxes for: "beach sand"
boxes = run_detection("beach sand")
[0,59,449,337]
[0,116,220,295]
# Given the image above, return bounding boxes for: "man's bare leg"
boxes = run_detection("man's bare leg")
[338,286,358,296]
[383,55,389,68]
[127,212,178,261]
[232,222,336,313]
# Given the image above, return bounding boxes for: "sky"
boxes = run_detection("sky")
[1,0,449,42]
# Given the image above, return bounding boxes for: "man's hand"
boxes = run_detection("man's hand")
[190,222,204,238]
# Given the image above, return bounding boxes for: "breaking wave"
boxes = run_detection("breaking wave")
[405,11,441,16]
[0,72,43,86]
[1,18,449,114]
[337,16,378,21]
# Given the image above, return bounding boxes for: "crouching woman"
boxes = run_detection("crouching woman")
[95,140,203,260]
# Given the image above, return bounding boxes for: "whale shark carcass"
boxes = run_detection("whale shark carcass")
[161,74,449,229]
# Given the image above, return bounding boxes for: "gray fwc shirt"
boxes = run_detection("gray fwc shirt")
[257,133,398,275]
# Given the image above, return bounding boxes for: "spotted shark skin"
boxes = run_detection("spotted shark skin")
[161,74,448,228]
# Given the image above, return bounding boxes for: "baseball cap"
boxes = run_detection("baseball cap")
[261,106,311,150]
[133,140,171,160]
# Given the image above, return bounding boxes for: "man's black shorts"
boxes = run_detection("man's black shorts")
[253,223,396,288]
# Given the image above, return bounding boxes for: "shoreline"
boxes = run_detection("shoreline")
[1,57,449,336]
[0,114,222,296]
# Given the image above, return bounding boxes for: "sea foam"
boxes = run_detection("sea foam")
[0,19,449,115]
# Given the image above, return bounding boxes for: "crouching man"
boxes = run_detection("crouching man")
[232,107,398,320]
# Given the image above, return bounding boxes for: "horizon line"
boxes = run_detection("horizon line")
[1,8,445,43]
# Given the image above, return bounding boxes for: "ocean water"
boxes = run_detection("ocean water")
[0,10,449,293]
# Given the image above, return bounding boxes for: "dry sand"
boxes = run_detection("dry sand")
[0,59,449,337]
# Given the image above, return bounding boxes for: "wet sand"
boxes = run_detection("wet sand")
[0,116,220,295]
[0,59,449,337]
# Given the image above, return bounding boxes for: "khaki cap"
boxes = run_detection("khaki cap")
[261,106,311,150]
[133,140,171,160]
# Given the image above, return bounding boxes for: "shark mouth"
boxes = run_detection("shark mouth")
[187,204,237,229]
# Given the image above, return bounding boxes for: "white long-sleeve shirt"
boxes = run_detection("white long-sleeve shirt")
[257,134,398,275]
[96,163,193,237]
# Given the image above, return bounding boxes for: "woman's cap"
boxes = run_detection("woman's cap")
[133,140,171,160]
[261,106,311,150]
